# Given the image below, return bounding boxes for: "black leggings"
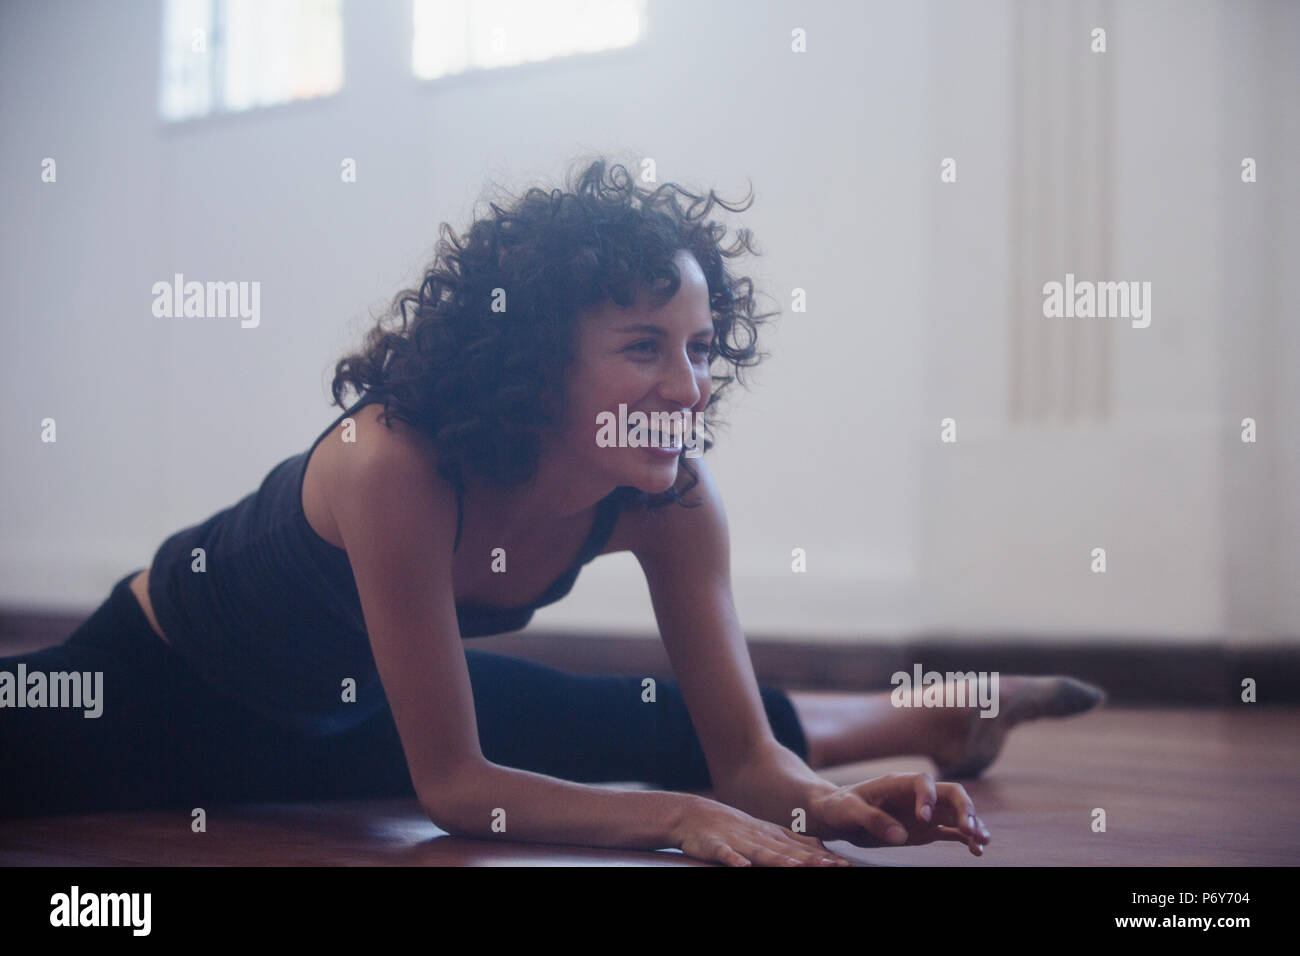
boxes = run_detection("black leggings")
[0,571,808,819]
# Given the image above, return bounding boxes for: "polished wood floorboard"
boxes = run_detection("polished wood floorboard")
[2,705,1296,866]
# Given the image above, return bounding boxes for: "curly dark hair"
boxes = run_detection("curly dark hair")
[329,157,776,518]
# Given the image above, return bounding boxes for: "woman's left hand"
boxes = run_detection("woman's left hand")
[804,772,991,856]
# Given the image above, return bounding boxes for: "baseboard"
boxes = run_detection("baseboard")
[467,631,1299,705]
[3,607,1295,704]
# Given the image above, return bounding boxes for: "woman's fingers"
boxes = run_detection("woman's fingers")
[912,773,938,823]
[785,830,851,863]
[833,773,990,850]
[927,825,985,856]
[788,831,831,849]
[712,795,986,864]
[753,842,810,867]
[726,826,851,867]
[841,774,933,842]
[852,772,920,805]
[686,805,853,866]
[931,782,990,843]
[853,772,938,822]
[829,790,912,844]
[757,831,850,866]
[714,843,752,867]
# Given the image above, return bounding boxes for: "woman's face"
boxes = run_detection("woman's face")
[556,249,715,495]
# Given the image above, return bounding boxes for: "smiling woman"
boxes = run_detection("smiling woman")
[0,158,1100,864]
[326,158,769,515]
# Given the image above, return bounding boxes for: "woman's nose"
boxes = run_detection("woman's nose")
[658,349,702,406]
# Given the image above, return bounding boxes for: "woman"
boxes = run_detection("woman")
[0,159,1103,865]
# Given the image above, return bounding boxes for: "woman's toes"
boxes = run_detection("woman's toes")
[1045,676,1107,715]
[933,675,1106,779]
[1009,676,1107,721]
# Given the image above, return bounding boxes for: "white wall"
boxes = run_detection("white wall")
[911,0,1297,643]
[1,0,1294,645]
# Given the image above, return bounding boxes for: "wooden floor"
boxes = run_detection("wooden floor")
[2,705,1296,866]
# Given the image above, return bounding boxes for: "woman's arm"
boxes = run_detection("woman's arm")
[326,418,848,864]
[631,457,835,822]
[328,422,695,849]
[631,457,989,853]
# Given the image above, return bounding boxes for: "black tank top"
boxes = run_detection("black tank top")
[146,393,627,735]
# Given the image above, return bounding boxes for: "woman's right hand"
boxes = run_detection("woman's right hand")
[669,795,852,867]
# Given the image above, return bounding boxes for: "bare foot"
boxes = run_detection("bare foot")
[928,675,1106,779]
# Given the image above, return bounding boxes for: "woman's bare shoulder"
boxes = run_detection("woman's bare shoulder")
[321,402,438,479]
[317,402,458,541]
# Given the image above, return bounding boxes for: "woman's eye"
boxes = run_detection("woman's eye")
[626,340,713,358]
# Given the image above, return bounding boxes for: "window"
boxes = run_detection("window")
[412,0,646,81]
[159,0,343,122]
